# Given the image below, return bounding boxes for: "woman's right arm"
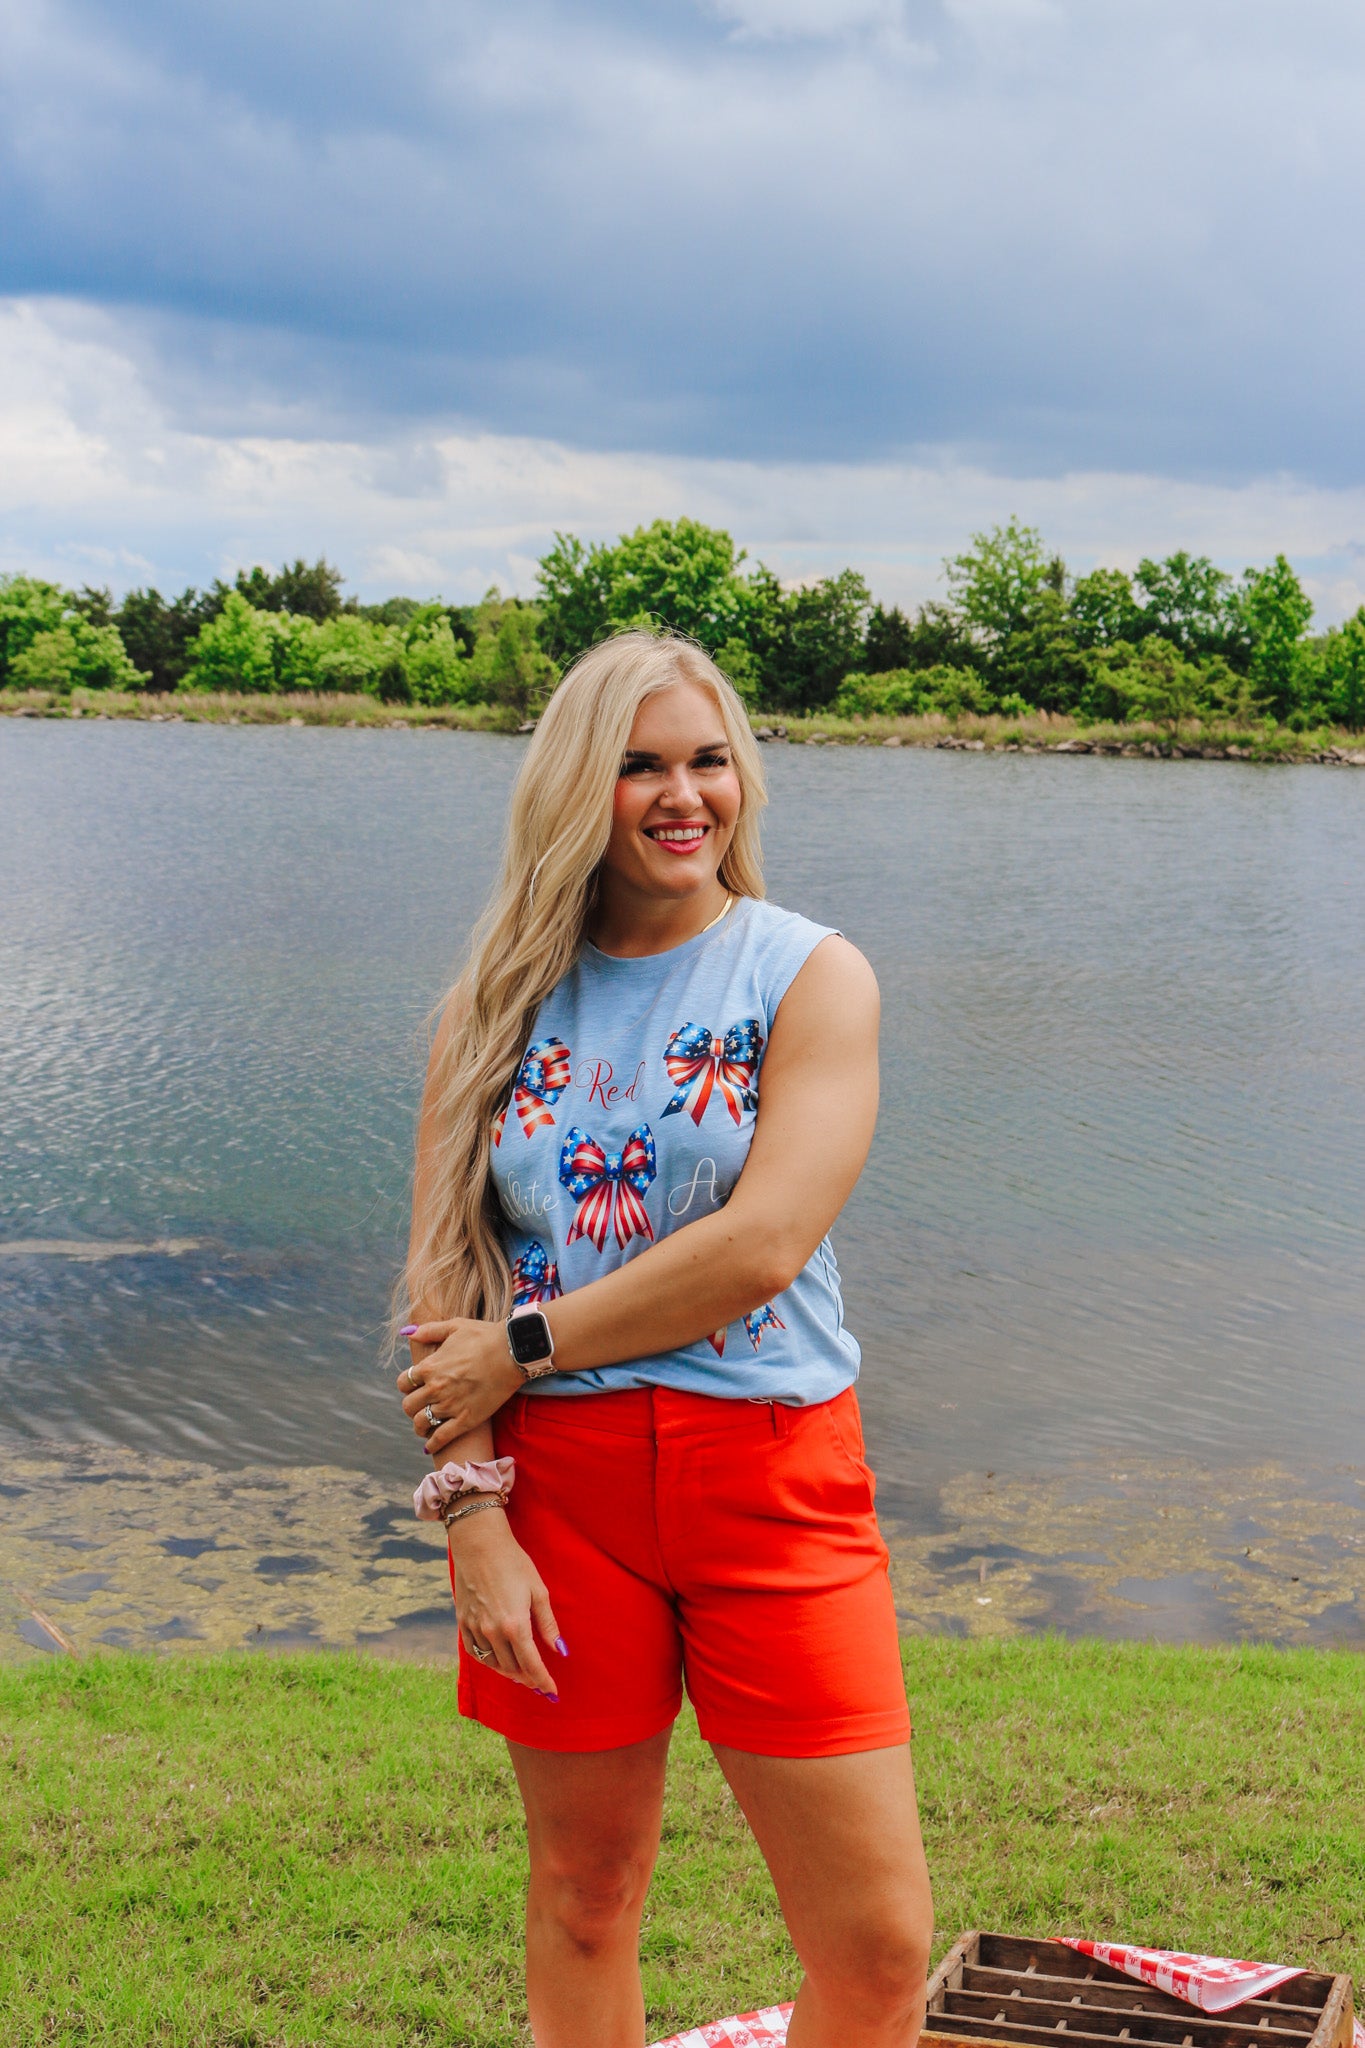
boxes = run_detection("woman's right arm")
[401,1000,564,1696]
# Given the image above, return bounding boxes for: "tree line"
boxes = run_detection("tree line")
[3,516,1363,730]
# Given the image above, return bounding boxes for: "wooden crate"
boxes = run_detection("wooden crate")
[922,1934,1354,2048]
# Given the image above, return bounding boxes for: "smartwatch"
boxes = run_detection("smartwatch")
[506,1307,558,1381]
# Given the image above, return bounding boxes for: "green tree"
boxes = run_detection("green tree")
[743,566,871,713]
[863,604,915,672]
[115,588,220,692]
[993,589,1094,713]
[0,574,68,682]
[182,592,287,692]
[1239,554,1314,721]
[471,604,557,720]
[308,614,399,693]
[713,638,761,708]
[70,585,115,628]
[1133,552,1243,661]
[536,519,752,662]
[1109,636,1211,742]
[1308,609,1365,731]
[898,601,984,674]
[229,558,345,620]
[403,616,477,705]
[10,619,149,693]
[1069,567,1143,648]
[945,518,1055,650]
[608,518,748,645]
[535,533,615,659]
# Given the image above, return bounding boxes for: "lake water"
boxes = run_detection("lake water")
[3,722,1364,1528]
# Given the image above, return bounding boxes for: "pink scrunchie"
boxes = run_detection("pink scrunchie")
[413,1457,516,1522]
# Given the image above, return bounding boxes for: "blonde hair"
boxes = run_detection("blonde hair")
[405,630,767,1326]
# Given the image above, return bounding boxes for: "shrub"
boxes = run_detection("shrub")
[10,619,149,693]
[403,617,478,705]
[833,664,991,719]
[469,605,558,720]
[309,614,403,693]
[0,574,69,682]
[183,592,288,692]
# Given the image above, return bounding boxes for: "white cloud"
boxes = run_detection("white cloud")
[2,297,1363,622]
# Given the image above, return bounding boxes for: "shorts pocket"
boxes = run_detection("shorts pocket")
[822,1392,868,1474]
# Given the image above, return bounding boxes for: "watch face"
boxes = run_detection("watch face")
[507,1310,554,1366]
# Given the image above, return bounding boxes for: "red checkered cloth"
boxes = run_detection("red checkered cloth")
[1057,1943,1335,2020]
[648,2005,794,2048]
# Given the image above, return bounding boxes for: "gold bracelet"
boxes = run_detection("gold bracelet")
[441,1494,508,1530]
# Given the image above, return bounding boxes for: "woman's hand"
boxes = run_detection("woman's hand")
[448,1509,566,1697]
[400,1318,523,1457]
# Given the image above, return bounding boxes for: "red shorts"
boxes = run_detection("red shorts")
[455,1383,911,1757]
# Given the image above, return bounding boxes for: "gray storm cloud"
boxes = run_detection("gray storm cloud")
[1,0,1362,479]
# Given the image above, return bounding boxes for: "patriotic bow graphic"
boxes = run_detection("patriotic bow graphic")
[744,1303,785,1350]
[494,1037,572,1146]
[559,1125,657,1251]
[511,1240,562,1307]
[661,1019,764,1126]
[707,1302,785,1357]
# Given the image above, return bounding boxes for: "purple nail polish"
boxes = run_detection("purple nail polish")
[544,1693,560,1704]
[554,1637,570,1658]
[400,1325,418,1336]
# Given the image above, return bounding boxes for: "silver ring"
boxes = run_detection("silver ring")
[424,1402,440,1431]
[469,1640,495,1663]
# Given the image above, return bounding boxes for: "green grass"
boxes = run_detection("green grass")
[0,687,522,730]
[773,708,1365,760]
[1,1644,1360,2046]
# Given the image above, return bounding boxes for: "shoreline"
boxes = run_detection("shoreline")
[4,686,1365,763]
[4,1436,1360,1663]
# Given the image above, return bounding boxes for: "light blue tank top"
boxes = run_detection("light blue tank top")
[489,895,861,1404]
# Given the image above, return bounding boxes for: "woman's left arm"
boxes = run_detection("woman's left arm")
[407,935,879,1457]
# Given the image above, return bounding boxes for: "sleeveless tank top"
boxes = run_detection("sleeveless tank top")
[489,895,861,1405]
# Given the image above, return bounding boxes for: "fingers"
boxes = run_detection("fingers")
[459,1586,563,1698]
[505,1619,558,1696]
[405,1390,474,1452]
[462,1618,555,1696]
[407,1320,456,1347]
[530,1584,567,1662]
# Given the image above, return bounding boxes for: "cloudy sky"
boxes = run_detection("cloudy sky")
[3,0,1364,614]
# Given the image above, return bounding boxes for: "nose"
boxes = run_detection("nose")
[658,763,702,809]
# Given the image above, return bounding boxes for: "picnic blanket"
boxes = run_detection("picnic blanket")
[648,2005,793,2047]
[648,1942,1362,2048]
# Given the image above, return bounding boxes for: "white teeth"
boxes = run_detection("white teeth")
[649,827,706,842]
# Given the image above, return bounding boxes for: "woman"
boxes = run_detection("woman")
[397,631,933,2048]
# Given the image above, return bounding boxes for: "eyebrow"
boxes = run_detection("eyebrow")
[622,739,730,762]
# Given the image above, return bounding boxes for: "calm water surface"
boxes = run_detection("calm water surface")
[3,722,1363,1513]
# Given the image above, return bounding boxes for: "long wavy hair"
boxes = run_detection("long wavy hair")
[404,630,768,1326]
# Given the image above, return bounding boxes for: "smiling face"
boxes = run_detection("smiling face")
[600,677,742,909]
